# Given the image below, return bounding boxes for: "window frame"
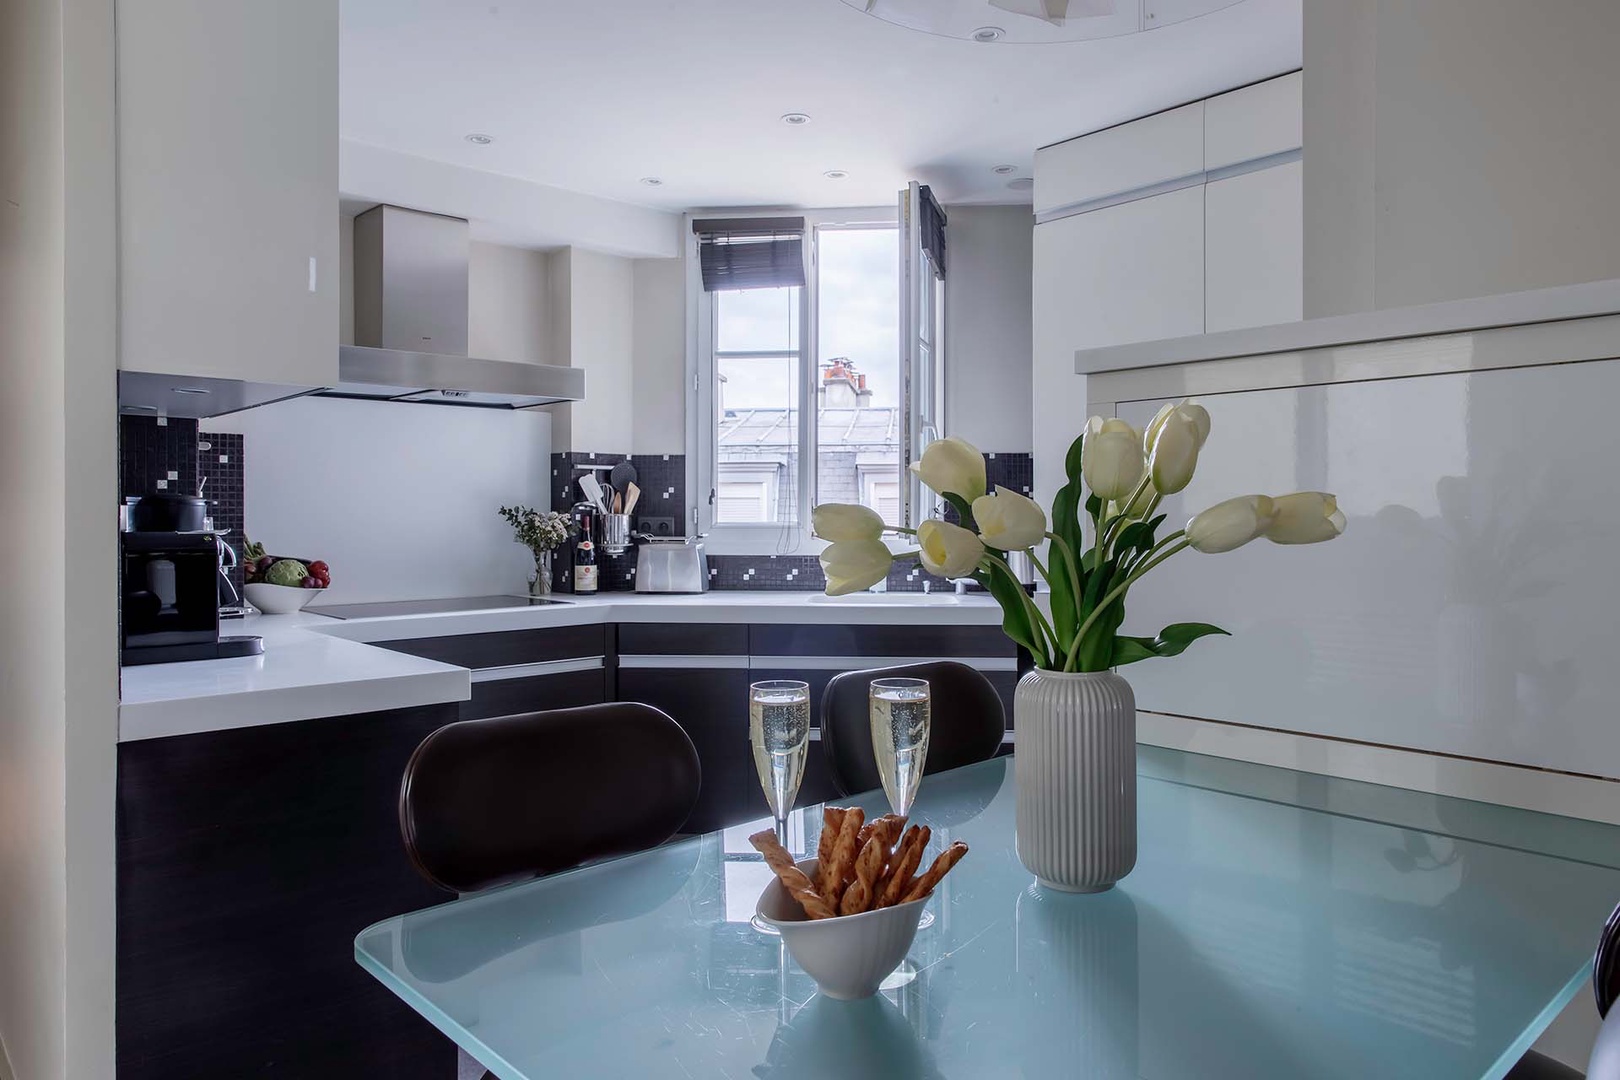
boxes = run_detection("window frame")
[688,207,905,556]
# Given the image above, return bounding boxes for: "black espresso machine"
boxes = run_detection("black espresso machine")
[120,530,264,666]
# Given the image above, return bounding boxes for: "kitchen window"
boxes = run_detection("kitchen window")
[690,193,945,555]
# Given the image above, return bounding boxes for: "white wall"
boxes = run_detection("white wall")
[213,397,553,603]
[1304,0,1620,316]
[468,240,553,363]
[0,0,119,1074]
[944,206,1034,454]
[631,257,686,455]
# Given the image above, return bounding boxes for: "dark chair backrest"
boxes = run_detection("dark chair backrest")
[1599,901,1620,1018]
[399,703,701,894]
[820,660,1007,798]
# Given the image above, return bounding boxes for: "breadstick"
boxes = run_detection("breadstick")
[839,834,886,916]
[876,824,929,908]
[819,806,864,907]
[900,840,969,903]
[749,829,837,919]
[871,813,907,855]
[815,807,845,892]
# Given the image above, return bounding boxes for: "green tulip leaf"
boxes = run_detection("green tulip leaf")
[941,491,976,532]
[1051,432,1089,586]
[984,560,1044,666]
[1047,540,1079,645]
[1111,622,1230,667]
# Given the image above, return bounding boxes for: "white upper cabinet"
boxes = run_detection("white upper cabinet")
[117,0,338,386]
[1033,102,1205,217]
[1204,160,1304,333]
[1203,72,1303,171]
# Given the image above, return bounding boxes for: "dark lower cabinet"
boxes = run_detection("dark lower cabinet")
[616,666,753,833]
[459,667,609,721]
[117,704,460,1080]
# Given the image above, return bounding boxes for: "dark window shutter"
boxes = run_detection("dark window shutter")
[918,186,947,278]
[693,216,807,292]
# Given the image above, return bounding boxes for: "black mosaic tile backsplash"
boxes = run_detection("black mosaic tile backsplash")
[120,416,199,501]
[545,450,1029,592]
[119,416,249,597]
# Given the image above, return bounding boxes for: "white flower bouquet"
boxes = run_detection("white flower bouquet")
[813,401,1346,672]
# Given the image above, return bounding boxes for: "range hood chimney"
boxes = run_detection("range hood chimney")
[328,205,584,408]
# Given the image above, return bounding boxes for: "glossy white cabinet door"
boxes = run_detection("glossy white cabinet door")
[1033,102,1205,216]
[1204,160,1303,333]
[1117,357,1620,779]
[1032,185,1204,505]
[1204,72,1302,171]
[118,0,338,385]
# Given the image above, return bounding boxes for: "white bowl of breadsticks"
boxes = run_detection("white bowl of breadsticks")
[750,805,969,1000]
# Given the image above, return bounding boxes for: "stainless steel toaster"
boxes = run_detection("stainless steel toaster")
[634,536,709,593]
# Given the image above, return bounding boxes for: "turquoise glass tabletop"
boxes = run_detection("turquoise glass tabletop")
[355,749,1620,1079]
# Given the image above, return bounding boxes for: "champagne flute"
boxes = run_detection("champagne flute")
[749,680,811,845]
[869,677,931,817]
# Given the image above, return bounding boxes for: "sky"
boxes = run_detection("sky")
[717,226,899,410]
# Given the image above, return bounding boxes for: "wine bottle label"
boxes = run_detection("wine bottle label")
[574,564,598,591]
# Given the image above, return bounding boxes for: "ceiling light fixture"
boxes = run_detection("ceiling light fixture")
[992,164,1018,175]
[780,112,812,126]
[172,386,211,395]
[839,0,1244,44]
[464,133,494,145]
[823,170,849,180]
[1006,177,1035,191]
[640,177,664,186]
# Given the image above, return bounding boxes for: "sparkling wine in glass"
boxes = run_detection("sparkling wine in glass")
[870,677,931,817]
[750,680,811,844]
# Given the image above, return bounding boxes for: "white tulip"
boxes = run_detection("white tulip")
[971,486,1047,551]
[917,519,985,578]
[1186,495,1277,554]
[811,502,885,543]
[1264,492,1347,545]
[1144,399,1210,452]
[1149,408,1202,495]
[1081,416,1146,501]
[910,436,986,501]
[820,539,894,596]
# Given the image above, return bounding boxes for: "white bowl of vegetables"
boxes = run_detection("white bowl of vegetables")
[242,540,331,614]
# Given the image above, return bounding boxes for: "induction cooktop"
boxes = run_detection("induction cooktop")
[309,595,571,620]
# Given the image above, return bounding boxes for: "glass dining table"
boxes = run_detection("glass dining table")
[355,747,1620,1079]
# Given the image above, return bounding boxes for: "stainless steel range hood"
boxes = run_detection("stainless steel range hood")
[325,205,584,409]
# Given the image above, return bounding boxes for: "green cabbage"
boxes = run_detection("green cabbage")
[265,559,308,587]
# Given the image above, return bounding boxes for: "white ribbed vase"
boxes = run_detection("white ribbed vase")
[1014,669,1137,892]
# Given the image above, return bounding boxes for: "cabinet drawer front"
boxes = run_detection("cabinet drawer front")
[749,624,1016,659]
[1204,72,1302,172]
[618,623,748,656]
[374,625,606,668]
[1034,101,1204,216]
[461,669,609,721]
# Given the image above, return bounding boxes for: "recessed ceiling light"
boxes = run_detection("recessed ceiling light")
[823,170,849,180]
[172,386,211,395]
[640,177,664,186]
[124,404,158,412]
[971,26,1005,43]
[780,112,812,126]
[464,133,494,145]
[992,164,1017,175]
[1006,177,1035,191]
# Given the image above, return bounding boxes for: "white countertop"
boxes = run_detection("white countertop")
[118,591,1004,743]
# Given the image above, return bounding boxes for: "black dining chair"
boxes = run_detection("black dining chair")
[820,660,1007,798]
[1508,900,1620,1079]
[398,702,702,895]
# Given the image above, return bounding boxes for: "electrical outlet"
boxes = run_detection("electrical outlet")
[637,516,676,536]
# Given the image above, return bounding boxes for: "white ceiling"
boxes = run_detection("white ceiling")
[340,0,1299,219]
